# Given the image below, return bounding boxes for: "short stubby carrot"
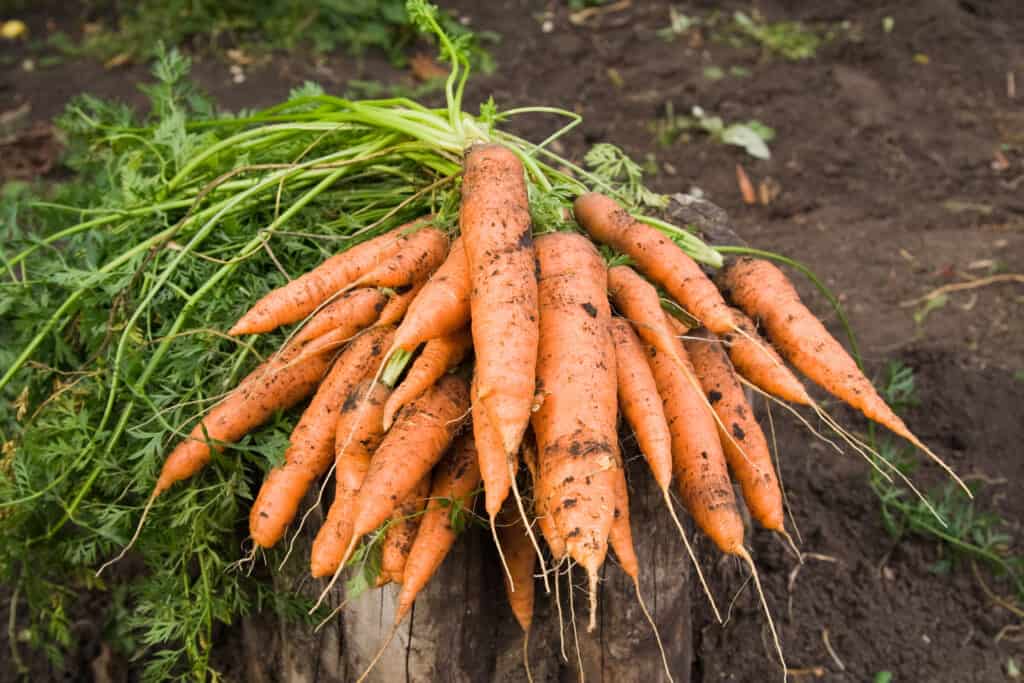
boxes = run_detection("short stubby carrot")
[685,329,784,533]
[390,236,470,353]
[377,475,431,586]
[395,432,482,619]
[347,374,470,550]
[498,509,537,633]
[383,329,472,431]
[376,280,425,328]
[721,307,810,406]
[646,341,744,555]
[460,143,538,457]
[229,220,418,336]
[531,232,618,629]
[249,326,394,548]
[290,288,387,348]
[574,192,733,333]
[154,334,333,497]
[310,380,390,578]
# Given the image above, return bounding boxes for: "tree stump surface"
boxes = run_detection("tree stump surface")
[240,194,745,682]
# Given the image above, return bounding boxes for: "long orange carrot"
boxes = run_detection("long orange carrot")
[310,380,390,578]
[249,326,394,548]
[499,509,537,633]
[377,475,431,585]
[720,257,967,493]
[390,236,470,353]
[229,221,419,335]
[383,329,472,431]
[607,266,686,365]
[351,227,449,291]
[722,307,811,406]
[685,329,785,533]
[521,432,564,560]
[460,144,538,456]
[290,288,386,347]
[532,232,618,631]
[472,373,511,522]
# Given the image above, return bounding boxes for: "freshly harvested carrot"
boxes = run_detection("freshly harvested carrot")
[720,257,967,493]
[608,463,639,580]
[472,373,511,522]
[154,336,333,497]
[376,281,425,327]
[531,232,618,630]
[607,266,685,366]
[290,288,386,347]
[574,192,733,334]
[685,329,784,533]
[460,143,538,456]
[522,432,564,560]
[309,380,390,578]
[390,236,470,353]
[722,307,811,406]
[229,222,417,335]
[383,329,473,431]
[249,326,394,548]
[498,510,537,632]
[345,375,470,556]
[351,227,449,291]
[377,475,431,586]
[609,317,673,490]
[395,432,481,619]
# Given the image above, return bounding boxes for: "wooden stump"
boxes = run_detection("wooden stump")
[239,194,745,682]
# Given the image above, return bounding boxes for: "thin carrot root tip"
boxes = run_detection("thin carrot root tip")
[587,569,598,633]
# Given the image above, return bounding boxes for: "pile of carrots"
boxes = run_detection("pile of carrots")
[127,143,964,679]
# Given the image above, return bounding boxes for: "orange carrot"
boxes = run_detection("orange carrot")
[685,329,784,533]
[377,475,431,585]
[608,463,639,580]
[376,280,425,327]
[472,373,512,522]
[720,257,967,493]
[390,236,470,353]
[310,380,390,578]
[395,432,482,618]
[607,266,685,365]
[722,307,811,406]
[499,510,537,633]
[460,144,538,456]
[352,227,449,291]
[736,164,757,205]
[290,288,386,347]
[229,221,418,335]
[521,432,564,560]
[531,232,618,630]
[154,335,333,497]
[574,192,734,334]
[249,326,394,548]
[383,329,473,431]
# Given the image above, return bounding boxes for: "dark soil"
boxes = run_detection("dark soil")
[3,1,1023,681]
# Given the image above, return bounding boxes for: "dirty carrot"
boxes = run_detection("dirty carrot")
[376,280,426,327]
[390,235,471,353]
[290,288,387,347]
[377,475,431,585]
[351,226,449,291]
[383,328,473,431]
[722,307,811,406]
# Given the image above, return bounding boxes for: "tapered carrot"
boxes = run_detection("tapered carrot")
[607,266,686,366]
[290,288,387,347]
[499,510,537,633]
[390,236,470,353]
[720,257,968,494]
[575,192,733,333]
[310,380,390,578]
[229,221,420,336]
[376,280,425,327]
[532,232,618,631]
[383,329,473,431]
[521,432,564,560]
[472,373,511,522]
[249,326,394,548]
[352,227,449,291]
[377,475,431,586]
[721,307,811,406]
[460,144,538,457]
[685,329,784,533]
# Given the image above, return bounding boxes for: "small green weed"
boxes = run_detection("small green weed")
[652,103,775,159]
[729,11,822,61]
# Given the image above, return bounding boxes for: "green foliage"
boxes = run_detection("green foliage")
[652,103,775,159]
[730,11,822,61]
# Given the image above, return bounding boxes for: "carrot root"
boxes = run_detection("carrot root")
[97,491,157,576]
[736,547,786,680]
[491,515,515,592]
[663,489,722,623]
[633,578,673,682]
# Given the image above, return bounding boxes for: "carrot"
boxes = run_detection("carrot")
[154,335,333,497]
[719,257,968,494]
[472,373,511,522]
[249,326,394,548]
[383,329,473,431]
[377,475,431,585]
[390,236,470,353]
[499,510,537,633]
[228,221,417,336]
[376,280,425,327]
[721,307,811,406]
[460,143,538,457]
[309,380,390,578]
[685,329,784,533]
[607,266,686,364]
[574,192,733,334]
[351,226,449,291]
[290,288,387,347]
[521,432,564,560]
[531,232,618,631]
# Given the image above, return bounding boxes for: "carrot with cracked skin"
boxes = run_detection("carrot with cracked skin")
[309,380,390,578]
[390,236,470,353]
[383,329,473,431]
[719,257,968,494]
[249,326,394,548]
[722,307,811,406]
[376,475,431,586]
[376,280,426,327]
[685,329,784,533]
[290,288,387,347]
[229,220,421,336]
[531,232,618,632]
[460,143,538,456]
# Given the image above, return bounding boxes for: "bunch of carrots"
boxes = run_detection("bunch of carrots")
[110,142,965,680]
